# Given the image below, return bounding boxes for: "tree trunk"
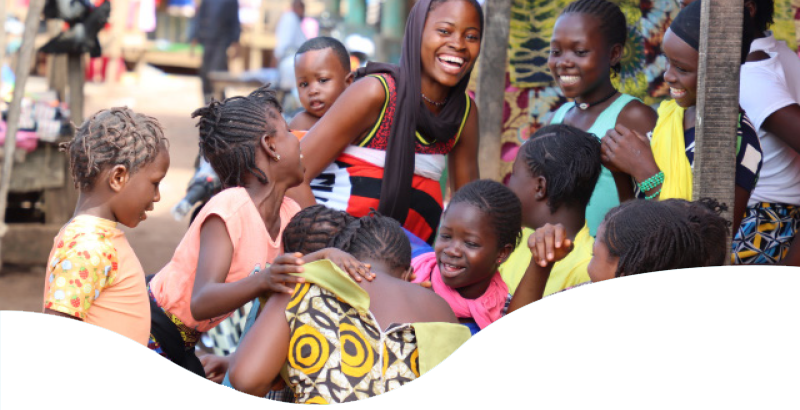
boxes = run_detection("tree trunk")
[0,0,48,271]
[694,0,743,264]
[475,0,512,181]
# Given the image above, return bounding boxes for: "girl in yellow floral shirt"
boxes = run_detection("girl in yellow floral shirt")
[43,107,170,345]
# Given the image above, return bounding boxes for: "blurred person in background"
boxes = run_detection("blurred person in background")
[191,0,241,102]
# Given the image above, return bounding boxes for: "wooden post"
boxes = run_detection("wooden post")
[68,53,85,124]
[0,0,47,270]
[47,20,68,100]
[475,0,511,181]
[694,0,743,263]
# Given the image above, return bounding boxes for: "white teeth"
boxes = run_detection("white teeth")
[560,75,579,85]
[670,87,686,97]
[439,55,464,65]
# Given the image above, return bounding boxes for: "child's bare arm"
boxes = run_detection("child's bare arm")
[507,224,573,314]
[447,99,480,192]
[190,216,302,321]
[228,292,291,397]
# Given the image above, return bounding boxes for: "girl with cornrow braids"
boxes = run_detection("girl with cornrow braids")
[44,107,170,346]
[547,0,657,236]
[412,179,523,335]
[230,212,468,403]
[146,87,372,377]
[506,198,725,312]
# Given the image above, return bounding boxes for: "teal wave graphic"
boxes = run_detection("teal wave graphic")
[6,267,800,410]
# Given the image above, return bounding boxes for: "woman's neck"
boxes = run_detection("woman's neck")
[420,76,450,115]
[574,80,617,108]
[73,191,116,222]
[450,268,497,300]
[245,181,288,239]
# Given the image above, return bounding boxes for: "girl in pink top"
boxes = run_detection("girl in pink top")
[147,86,325,375]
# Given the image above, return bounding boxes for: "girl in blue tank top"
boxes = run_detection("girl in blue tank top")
[547,0,658,236]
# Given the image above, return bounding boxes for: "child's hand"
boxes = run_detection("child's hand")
[409,272,432,289]
[263,252,306,295]
[529,223,574,267]
[321,248,375,282]
[200,354,230,384]
[602,125,658,179]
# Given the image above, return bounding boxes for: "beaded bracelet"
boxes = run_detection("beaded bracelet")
[645,188,662,200]
[638,171,664,192]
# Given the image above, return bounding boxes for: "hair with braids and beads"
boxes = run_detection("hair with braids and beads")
[282,205,355,254]
[447,179,523,250]
[191,85,282,188]
[521,124,602,213]
[662,198,730,266]
[561,0,628,74]
[332,211,412,272]
[59,107,168,190]
[600,200,707,277]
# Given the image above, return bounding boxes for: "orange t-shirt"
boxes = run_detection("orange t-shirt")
[43,215,150,345]
[148,187,301,332]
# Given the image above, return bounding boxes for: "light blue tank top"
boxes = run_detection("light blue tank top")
[551,94,639,237]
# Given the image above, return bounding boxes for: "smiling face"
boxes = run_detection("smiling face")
[110,147,170,228]
[434,202,508,299]
[662,28,699,108]
[420,0,482,89]
[548,13,619,100]
[587,222,620,283]
[295,48,353,119]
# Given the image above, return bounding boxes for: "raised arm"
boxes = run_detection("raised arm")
[228,292,291,397]
[447,98,480,192]
[286,77,386,206]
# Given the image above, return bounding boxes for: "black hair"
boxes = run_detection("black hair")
[447,179,523,250]
[295,36,351,73]
[332,211,412,271]
[283,205,355,255]
[60,107,168,190]
[600,199,707,276]
[561,0,628,74]
[662,198,730,266]
[521,124,602,213]
[191,85,282,188]
[749,0,774,33]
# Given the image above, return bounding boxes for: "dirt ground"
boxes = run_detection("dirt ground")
[0,67,214,312]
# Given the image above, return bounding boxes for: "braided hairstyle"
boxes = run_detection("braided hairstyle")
[662,198,730,266]
[191,85,282,188]
[282,205,355,255]
[521,124,602,213]
[332,211,412,272]
[561,0,628,74]
[296,37,351,73]
[600,199,706,277]
[447,179,523,250]
[60,107,168,190]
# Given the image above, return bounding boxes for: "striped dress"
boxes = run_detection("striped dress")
[311,73,471,244]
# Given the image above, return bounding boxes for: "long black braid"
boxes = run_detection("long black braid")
[332,211,412,271]
[191,85,282,188]
[662,198,730,266]
[601,200,707,276]
[282,205,355,255]
[561,0,628,74]
[447,179,523,250]
[521,124,602,213]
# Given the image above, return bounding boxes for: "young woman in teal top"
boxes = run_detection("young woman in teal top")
[547,0,658,236]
